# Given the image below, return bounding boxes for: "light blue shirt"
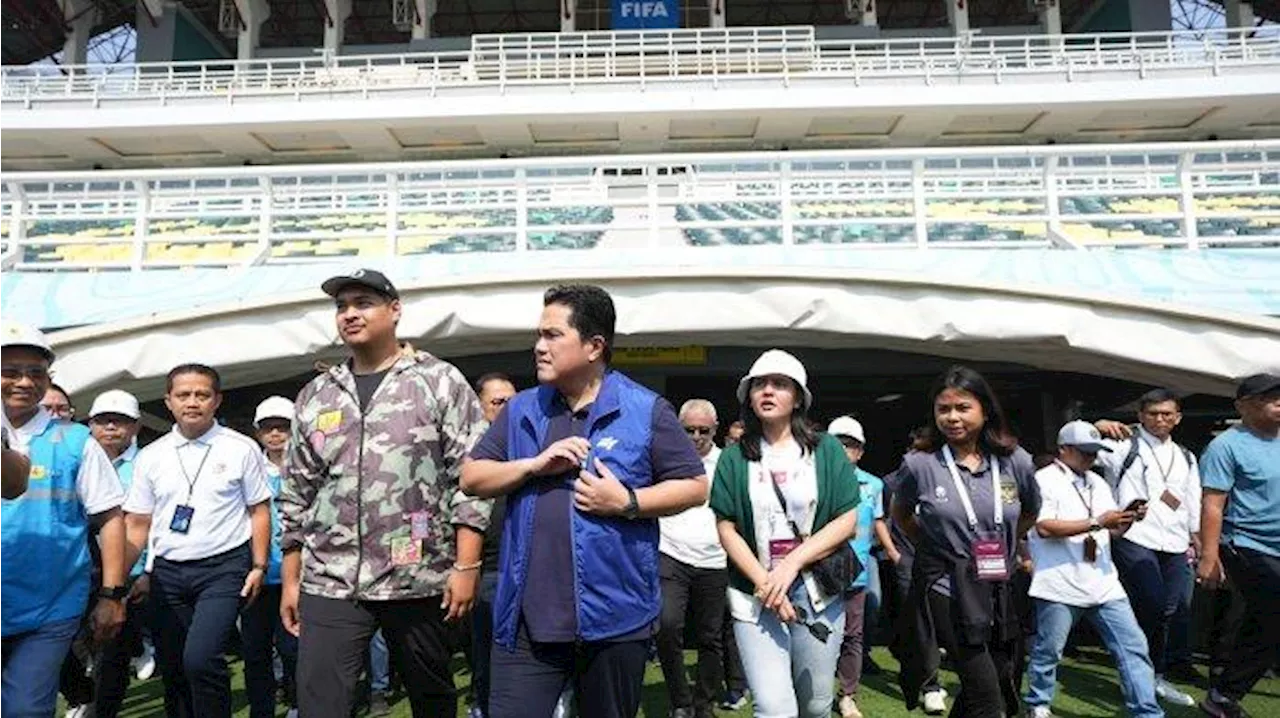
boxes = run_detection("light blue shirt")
[264,459,285,585]
[1200,425,1280,557]
[849,468,885,590]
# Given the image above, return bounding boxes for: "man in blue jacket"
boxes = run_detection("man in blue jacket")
[462,284,709,718]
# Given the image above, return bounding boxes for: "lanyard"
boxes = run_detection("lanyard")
[1140,435,1176,485]
[176,443,213,502]
[943,445,1002,531]
[1059,461,1093,516]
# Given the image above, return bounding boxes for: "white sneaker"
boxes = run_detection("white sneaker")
[65,706,91,718]
[838,695,863,718]
[132,642,156,681]
[286,709,298,718]
[923,688,948,715]
[1155,677,1196,707]
[1027,706,1054,718]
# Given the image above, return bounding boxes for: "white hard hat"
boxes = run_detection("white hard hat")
[736,349,812,410]
[89,390,141,421]
[254,396,295,428]
[1,321,54,362]
[827,416,866,445]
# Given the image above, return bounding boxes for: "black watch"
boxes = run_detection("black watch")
[98,585,128,601]
[622,485,640,520]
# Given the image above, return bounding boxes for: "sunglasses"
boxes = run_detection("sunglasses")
[683,426,714,436]
[792,605,832,643]
[1,365,51,382]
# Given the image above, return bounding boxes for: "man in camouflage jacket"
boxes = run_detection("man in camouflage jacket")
[279,269,490,718]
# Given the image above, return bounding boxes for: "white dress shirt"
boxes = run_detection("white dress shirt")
[1097,426,1201,554]
[659,445,727,569]
[1028,461,1128,608]
[124,423,272,563]
[2,407,123,515]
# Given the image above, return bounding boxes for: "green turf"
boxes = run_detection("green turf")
[73,646,1280,717]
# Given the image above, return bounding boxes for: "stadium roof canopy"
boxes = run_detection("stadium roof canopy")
[8,0,1276,67]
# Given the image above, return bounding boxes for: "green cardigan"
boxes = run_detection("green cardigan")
[708,433,860,596]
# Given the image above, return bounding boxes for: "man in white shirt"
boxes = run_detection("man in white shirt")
[1023,421,1163,718]
[656,399,727,718]
[124,363,273,718]
[1,322,128,718]
[1094,389,1200,706]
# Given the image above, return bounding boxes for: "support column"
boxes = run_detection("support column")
[61,0,96,66]
[324,0,352,54]
[945,0,969,36]
[1224,0,1256,28]
[1038,0,1061,35]
[849,0,877,27]
[709,0,726,28]
[561,0,576,32]
[234,0,269,60]
[412,0,437,39]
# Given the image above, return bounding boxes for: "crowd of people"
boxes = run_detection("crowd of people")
[2,270,1277,718]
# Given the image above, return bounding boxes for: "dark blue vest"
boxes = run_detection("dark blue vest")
[493,371,661,648]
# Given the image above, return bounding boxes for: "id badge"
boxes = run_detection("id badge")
[768,538,801,569]
[410,511,431,541]
[972,534,1009,582]
[170,504,195,534]
[1083,534,1099,563]
[390,536,422,566]
[1160,489,1182,511]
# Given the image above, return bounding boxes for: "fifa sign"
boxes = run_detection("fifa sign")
[613,0,680,29]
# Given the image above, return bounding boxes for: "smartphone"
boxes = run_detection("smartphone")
[1125,499,1148,513]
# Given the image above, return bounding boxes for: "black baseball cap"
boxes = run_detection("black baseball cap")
[1237,373,1280,399]
[321,269,399,300]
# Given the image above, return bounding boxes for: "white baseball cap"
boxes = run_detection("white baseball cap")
[827,416,866,445]
[254,396,295,428]
[736,349,812,410]
[1,321,55,362]
[89,390,141,421]
[1057,420,1112,454]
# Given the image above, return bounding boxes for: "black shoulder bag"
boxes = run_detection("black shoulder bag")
[768,477,862,598]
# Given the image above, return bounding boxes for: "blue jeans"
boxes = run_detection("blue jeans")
[1,616,82,718]
[733,586,845,718]
[370,629,389,693]
[1025,598,1163,718]
[1112,538,1192,675]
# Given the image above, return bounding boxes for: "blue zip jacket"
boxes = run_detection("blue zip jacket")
[493,371,661,649]
[1,421,93,636]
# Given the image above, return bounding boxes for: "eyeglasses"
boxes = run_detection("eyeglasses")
[1,365,50,382]
[683,426,714,436]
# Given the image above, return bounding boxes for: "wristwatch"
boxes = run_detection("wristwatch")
[1088,519,1102,533]
[98,585,128,601]
[250,563,268,573]
[622,485,640,520]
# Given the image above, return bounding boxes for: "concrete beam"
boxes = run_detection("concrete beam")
[234,0,270,60]
[1224,0,1256,28]
[946,0,969,36]
[324,0,352,54]
[561,0,575,33]
[1038,0,1062,36]
[710,0,726,28]
[61,0,96,66]
[412,0,437,40]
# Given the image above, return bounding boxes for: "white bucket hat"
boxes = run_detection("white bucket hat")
[1,321,55,362]
[89,390,141,421]
[736,349,812,410]
[827,416,866,444]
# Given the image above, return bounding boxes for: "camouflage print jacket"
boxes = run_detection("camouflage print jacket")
[279,350,491,601]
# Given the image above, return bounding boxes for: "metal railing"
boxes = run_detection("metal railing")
[3,26,1278,109]
[2,140,1277,272]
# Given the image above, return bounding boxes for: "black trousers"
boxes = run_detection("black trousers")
[242,584,298,718]
[94,594,149,718]
[296,593,455,718]
[655,555,728,716]
[151,543,252,718]
[895,551,944,694]
[488,620,649,718]
[1215,545,1280,701]
[470,571,499,715]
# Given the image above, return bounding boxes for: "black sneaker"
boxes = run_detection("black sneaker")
[1199,690,1246,718]
[1165,663,1206,687]
[863,657,883,675]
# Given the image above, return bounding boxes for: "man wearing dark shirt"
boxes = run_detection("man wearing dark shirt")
[461,284,708,718]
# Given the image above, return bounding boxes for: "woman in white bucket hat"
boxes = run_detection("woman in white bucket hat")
[708,349,859,718]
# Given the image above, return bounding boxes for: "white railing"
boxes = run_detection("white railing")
[3,26,1278,109]
[2,140,1277,272]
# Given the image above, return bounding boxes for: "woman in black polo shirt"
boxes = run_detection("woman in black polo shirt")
[892,366,1039,718]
